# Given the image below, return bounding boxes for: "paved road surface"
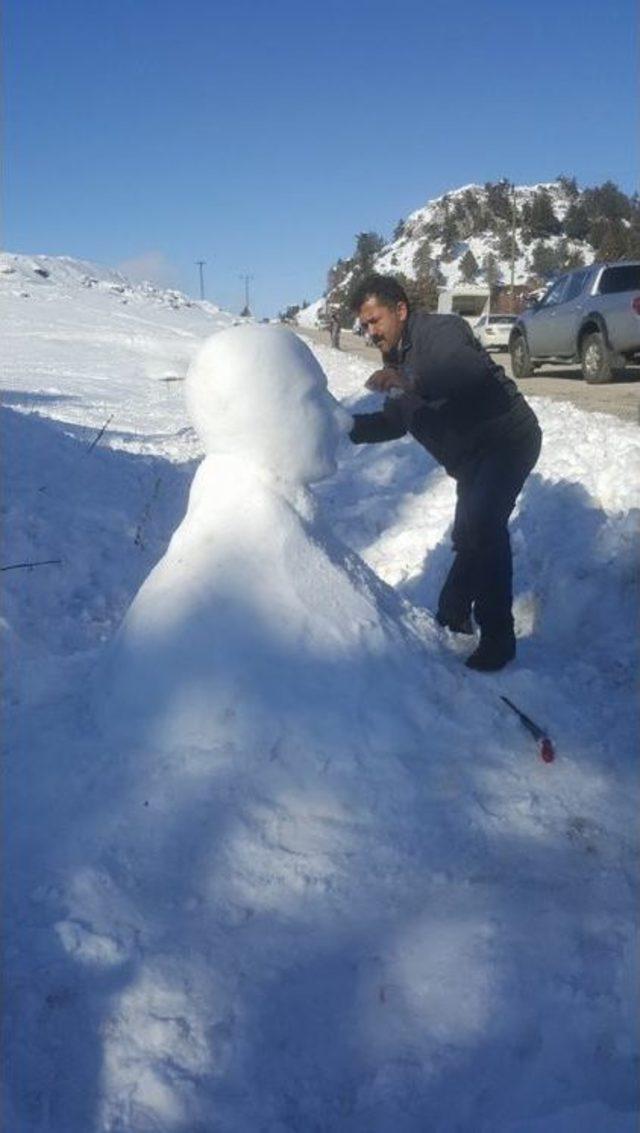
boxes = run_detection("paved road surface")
[300,325,640,424]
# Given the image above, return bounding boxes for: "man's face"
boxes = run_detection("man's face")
[358,296,408,354]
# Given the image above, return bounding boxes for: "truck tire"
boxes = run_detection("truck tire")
[580,331,621,383]
[510,333,534,378]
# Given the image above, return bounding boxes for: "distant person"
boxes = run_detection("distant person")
[329,310,341,350]
[349,275,542,672]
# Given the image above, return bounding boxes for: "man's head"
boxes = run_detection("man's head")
[351,275,410,354]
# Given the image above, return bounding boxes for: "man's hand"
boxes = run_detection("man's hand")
[365,368,410,393]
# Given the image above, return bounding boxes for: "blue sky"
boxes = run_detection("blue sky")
[4,0,638,317]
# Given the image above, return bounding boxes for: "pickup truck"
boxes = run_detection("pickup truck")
[509,261,640,383]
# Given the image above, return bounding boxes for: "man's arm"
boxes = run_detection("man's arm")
[350,396,408,444]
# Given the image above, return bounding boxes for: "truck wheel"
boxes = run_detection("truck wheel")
[580,332,621,383]
[510,334,534,378]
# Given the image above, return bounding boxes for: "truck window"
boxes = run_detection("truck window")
[541,276,570,307]
[598,265,640,294]
[564,269,590,303]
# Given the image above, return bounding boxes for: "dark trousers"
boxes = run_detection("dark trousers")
[437,430,541,639]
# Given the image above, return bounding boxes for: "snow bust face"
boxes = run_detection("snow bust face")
[186,324,352,485]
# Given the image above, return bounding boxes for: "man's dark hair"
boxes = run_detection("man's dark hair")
[350,274,410,313]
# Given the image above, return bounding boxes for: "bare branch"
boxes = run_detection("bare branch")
[1,559,63,573]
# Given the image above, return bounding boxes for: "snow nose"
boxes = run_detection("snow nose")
[333,403,354,436]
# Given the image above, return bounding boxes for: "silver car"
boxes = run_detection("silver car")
[509,261,640,383]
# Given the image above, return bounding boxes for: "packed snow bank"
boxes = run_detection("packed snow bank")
[3,277,639,1132]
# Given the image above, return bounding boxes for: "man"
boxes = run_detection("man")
[349,275,541,671]
[329,309,341,350]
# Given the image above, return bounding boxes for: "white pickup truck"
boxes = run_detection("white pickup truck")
[509,261,640,383]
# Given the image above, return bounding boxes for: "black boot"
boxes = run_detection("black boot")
[436,610,474,635]
[465,633,516,672]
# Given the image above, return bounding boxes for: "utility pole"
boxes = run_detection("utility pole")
[239,273,253,317]
[510,185,517,310]
[196,260,206,301]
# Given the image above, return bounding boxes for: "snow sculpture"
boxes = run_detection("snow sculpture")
[109,324,434,743]
[65,324,543,1131]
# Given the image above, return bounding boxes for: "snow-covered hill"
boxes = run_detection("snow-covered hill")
[377,180,589,286]
[2,253,639,1132]
[0,251,220,314]
[304,180,602,324]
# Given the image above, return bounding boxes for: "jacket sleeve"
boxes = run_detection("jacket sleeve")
[349,397,408,444]
[412,318,493,398]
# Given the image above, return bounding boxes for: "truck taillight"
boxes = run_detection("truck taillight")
[632,296,640,315]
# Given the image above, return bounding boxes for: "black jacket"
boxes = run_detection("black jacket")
[350,311,540,476]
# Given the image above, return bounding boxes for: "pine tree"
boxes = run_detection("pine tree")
[484,180,512,222]
[555,238,585,271]
[325,258,352,296]
[393,219,406,241]
[412,241,434,279]
[441,210,459,256]
[497,229,518,260]
[355,231,386,266]
[530,242,562,279]
[280,304,300,321]
[527,189,562,238]
[394,271,439,312]
[596,218,630,261]
[582,180,631,222]
[564,202,590,241]
[459,249,479,281]
[556,174,579,201]
[587,216,609,252]
[482,253,500,287]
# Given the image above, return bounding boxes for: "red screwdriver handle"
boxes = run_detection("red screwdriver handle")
[540,737,555,763]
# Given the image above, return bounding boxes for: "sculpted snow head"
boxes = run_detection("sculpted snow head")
[186,324,352,485]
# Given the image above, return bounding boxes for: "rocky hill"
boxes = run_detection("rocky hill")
[297,177,639,326]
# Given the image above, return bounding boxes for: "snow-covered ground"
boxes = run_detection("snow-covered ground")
[2,255,639,1132]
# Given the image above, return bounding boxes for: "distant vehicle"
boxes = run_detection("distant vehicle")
[473,313,517,351]
[509,261,640,383]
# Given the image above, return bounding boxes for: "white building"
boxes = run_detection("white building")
[437,283,490,320]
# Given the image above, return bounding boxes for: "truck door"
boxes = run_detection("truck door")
[547,268,592,355]
[527,275,571,355]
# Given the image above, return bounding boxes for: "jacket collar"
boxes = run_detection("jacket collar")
[385,311,415,366]
[399,311,417,358]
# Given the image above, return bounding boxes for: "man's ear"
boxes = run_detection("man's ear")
[397,301,409,323]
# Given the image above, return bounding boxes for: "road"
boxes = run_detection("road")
[300,326,640,424]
